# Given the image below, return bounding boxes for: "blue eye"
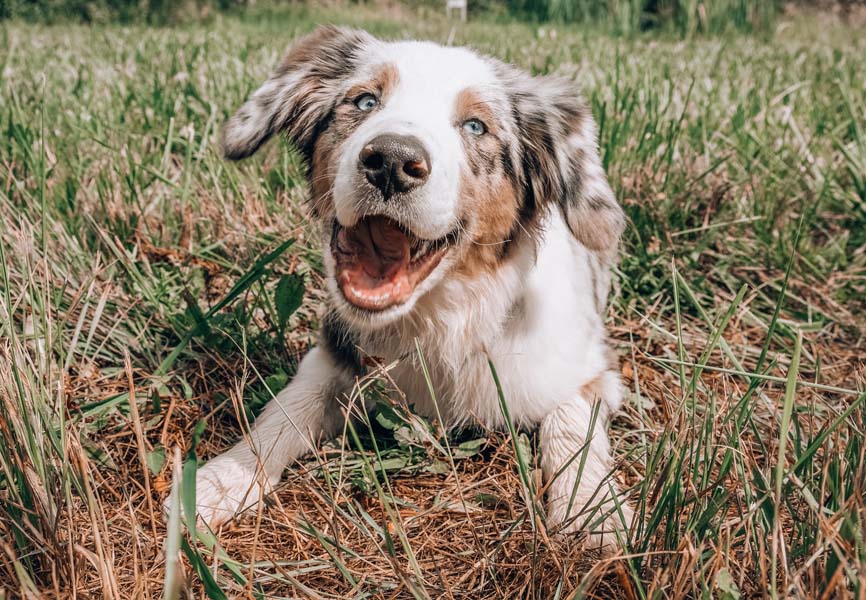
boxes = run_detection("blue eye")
[354,93,379,112]
[462,118,486,136]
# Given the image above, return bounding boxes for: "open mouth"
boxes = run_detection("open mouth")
[331,216,455,312]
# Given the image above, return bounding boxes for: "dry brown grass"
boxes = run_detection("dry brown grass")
[14,303,857,598]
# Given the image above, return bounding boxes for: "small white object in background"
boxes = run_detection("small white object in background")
[446,0,467,21]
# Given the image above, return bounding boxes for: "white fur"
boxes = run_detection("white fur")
[191,36,632,550]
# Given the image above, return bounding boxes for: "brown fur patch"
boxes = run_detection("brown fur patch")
[580,375,606,402]
[309,130,338,219]
[453,172,521,278]
[449,87,527,278]
[454,88,500,135]
[308,62,401,218]
[345,62,399,104]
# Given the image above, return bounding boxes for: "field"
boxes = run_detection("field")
[1,4,865,599]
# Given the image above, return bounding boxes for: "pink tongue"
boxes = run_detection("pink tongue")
[335,217,413,310]
[359,217,409,277]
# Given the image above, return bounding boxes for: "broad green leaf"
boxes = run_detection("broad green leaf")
[274,272,304,329]
[715,568,740,600]
[146,446,165,475]
[452,437,486,458]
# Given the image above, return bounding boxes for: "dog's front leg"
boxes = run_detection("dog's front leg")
[539,396,633,551]
[192,347,353,528]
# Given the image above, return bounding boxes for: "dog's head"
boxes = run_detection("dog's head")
[223,26,623,328]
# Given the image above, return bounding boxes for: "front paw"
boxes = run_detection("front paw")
[165,455,276,530]
[547,494,634,553]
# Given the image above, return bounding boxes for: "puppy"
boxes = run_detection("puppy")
[194,26,632,549]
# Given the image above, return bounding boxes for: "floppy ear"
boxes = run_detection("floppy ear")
[509,73,625,260]
[221,26,373,161]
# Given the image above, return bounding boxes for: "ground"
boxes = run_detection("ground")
[1,4,865,599]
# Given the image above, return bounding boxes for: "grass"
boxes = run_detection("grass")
[1,3,865,598]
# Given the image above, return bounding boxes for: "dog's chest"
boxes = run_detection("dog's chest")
[383,303,608,428]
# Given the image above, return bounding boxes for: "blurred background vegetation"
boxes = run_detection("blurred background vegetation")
[4,0,865,36]
[0,0,792,35]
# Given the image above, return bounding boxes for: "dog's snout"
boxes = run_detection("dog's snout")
[359,134,431,198]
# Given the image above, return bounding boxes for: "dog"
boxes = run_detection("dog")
[191,25,633,550]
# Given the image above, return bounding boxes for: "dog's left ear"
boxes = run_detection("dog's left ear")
[221,26,374,161]
[509,73,625,260]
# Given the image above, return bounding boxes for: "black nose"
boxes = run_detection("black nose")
[359,134,431,198]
